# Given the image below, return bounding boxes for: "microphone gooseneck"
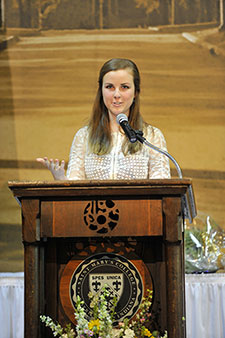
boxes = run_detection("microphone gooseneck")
[116,113,197,222]
[116,114,182,178]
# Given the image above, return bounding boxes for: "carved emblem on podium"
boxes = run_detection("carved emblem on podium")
[60,252,153,326]
[83,200,119,233]
[70,253,142,324]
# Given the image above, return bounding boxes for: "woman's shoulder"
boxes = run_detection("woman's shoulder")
[76,125,88,134]
[144,123,164,138]
[74,125,89,138]
[71,126,89,146]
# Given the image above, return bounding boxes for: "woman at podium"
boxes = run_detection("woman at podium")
[37,58,170,180]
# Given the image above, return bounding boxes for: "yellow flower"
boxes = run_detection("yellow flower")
[88,319,100,332]
[142,328,153,337]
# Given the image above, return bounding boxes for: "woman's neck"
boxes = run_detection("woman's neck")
[110,123,120,133]
[109,114,120,133]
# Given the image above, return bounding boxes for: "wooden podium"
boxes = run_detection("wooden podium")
[9,179,196,338]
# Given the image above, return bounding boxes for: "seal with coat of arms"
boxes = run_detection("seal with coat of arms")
[69,253,143,325]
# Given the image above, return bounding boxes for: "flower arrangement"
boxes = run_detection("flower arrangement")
[185,211,225,273]
[40,287,167,338]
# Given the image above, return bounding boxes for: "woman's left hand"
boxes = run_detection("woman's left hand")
[36,157,66,180]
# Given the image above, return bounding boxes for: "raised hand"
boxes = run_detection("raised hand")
[36,157,66,180]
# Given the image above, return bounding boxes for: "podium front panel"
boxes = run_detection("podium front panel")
[41,198,163,237]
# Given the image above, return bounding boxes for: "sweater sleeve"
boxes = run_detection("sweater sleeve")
[146,126,171,179]
[66,126,88,180]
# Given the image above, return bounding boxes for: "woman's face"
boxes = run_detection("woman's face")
[102,68,135,121]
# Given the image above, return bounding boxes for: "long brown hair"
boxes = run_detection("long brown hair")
[88,58,146,155]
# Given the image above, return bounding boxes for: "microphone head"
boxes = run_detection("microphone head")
[116,113,128,125]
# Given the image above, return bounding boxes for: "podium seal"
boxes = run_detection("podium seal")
[70,253,143,324]
[60,251,153,325]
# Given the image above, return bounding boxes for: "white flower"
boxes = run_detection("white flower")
[112,328,123,338]
[123,328,135,338]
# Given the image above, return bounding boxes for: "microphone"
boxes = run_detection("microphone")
[116,114,137,143]
[116,113,197,222]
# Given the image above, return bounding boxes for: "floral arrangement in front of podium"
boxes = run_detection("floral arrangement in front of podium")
[40,287,167,338]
